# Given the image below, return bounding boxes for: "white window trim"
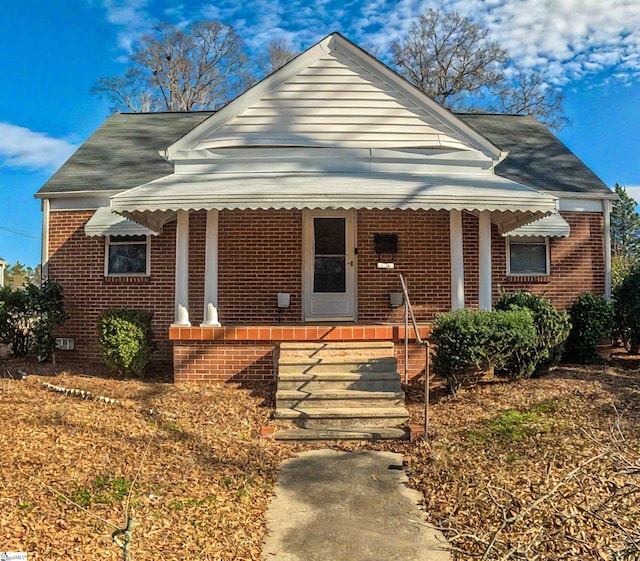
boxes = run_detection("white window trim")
[104,235,151,277]
[506,236,550,276]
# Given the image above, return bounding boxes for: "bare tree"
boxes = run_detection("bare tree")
[257,40,297,77]
[391,9,566,129]
[92,21,248,112]
[498,70,568,130]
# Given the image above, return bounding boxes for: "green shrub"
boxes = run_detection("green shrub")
[0,280,68,359]
[563,293,614,363]
[495,292,570,378]
[613,265,640,353]
[97,309,154,377]
[431,309,537,394]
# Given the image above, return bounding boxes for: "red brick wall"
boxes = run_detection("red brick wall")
[357,209,451,322]
[48,208,604,376]
[48,210,176,364]
[495,212,605,310]
[174,342,275,382]
[218,210,303,323]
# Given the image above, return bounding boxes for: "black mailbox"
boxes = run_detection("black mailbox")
[374,234,399,255]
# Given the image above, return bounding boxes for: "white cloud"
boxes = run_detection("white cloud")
[100,0,155,53]
[623,186,640,204]
[94,0,640,87]
[0,123,78,171]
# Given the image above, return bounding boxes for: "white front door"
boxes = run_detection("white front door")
[303,210,356,321]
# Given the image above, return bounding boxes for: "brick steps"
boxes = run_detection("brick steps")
[274,342,408,440]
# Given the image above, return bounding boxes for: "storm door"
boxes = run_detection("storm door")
[303,210,356,321]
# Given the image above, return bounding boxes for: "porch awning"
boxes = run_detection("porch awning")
[110,172,559,234]
[504,213,570,238]
[84,206,158,237]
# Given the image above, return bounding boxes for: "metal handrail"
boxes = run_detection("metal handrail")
[398,273,431,438]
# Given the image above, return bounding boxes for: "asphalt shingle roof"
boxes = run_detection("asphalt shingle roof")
[37,111,214,195]
[457,113,611,195]
[37,111,611,197]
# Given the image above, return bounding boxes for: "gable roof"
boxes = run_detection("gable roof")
[458,114,611,196]
[167,33,502,159]
[36,111,213,196]
[36,110,612,198]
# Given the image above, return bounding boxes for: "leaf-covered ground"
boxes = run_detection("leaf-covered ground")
[404,361,640,560]
[1,358,638,560]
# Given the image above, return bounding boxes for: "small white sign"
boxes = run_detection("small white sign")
[377,262,395,269]
[0,554,28,561]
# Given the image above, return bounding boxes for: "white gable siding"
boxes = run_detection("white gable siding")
[198,52,471,150]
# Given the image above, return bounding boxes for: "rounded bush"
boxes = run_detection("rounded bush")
[431,309,537,394]
[495,291,570,378]
[97,309,154,377]
[613,266,640,353]
[563,293,614,363]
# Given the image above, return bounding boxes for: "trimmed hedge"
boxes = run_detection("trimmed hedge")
[613,265,640,353]
[495,292,570,379]
[563,293,614,363]
[431,309,537,394]
[97,309,154,377]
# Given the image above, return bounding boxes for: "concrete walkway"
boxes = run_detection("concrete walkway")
[262,450,451,561]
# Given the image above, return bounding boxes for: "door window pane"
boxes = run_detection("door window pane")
[314,218,345,255]
[313,218,346,293]
[314,257,346,292]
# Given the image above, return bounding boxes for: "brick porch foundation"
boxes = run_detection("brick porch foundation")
[171,324,431,382]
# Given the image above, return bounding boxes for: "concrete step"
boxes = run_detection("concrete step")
[276,389,405,408]
[275,406,409,429]
[279,341,394,359]
[277,372,403,392]
[274,427,408,442]
[278,356,397,375]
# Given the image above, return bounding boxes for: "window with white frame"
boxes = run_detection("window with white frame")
[105,235,150,276]
[507,236,549,276]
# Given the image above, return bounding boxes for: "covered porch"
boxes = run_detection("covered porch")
[109,171,561,323]
[97,170,563,382]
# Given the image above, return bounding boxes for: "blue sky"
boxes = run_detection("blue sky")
[1,0,639,267]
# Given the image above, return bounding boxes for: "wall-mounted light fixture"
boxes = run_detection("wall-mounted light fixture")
[277,293,291,308]
[277,293,291,323]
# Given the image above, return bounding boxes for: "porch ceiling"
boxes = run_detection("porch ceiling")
[110,171,558,234]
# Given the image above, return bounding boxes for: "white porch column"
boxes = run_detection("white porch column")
[41,198,50,281]
[450,209,465,310]
[202,209,221,326]
[603,200,612,300]
[478,210,492,310]
[173,210,191,326]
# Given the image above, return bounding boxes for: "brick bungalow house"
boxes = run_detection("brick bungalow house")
[36,33,614,386]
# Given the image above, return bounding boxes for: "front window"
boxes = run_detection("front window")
[105,235,149,276]
[507,236,549,276]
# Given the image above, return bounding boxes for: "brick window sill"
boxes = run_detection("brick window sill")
[103,276,151,285]
[505,275,551,284]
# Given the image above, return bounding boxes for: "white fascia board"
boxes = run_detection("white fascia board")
[558,198,605,212]
[541,190,617,201]
[35,189,125,199]
[50,195,111,211]
[166,37,334,159]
